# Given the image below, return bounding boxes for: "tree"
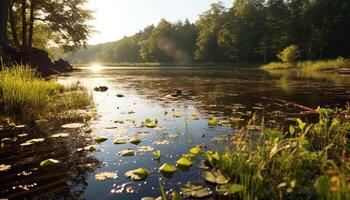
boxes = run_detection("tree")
[0,0,11,50]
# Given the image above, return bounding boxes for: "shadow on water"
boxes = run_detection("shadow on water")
[1,67,350,199]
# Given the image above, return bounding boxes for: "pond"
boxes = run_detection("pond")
[1,66,350,199]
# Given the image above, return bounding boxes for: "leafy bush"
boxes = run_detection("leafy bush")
[277,45,301,63]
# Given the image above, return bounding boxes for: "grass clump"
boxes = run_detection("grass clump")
[215,107,350,200]
[0,65,91,121]
[261,57,350,71]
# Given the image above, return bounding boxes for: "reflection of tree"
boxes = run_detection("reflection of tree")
[0,123,100,199]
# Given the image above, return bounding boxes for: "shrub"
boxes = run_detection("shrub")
[277,45,301,63]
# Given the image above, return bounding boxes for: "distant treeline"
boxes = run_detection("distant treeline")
[59,0,350,64]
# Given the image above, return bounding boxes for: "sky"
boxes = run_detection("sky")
[87,0,233,45]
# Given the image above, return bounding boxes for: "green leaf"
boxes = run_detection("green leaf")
[159,163,177,174]
[296,118,306,130]
[129,137,141,144]
[94,136,108,143]
[125,168,149,180]
[203,170,228,184]
[152,150,161,160]
[189,146,201,156]
[217,183,245,196]
[40,159,59,169]
[113,138,128,144]
[146,122,157,128]
[83,145,97,151]
[180,182,211,198]
[118,149,135,157]
[289,125,295,135]
[176,157,193,167]
[208,117,218,126]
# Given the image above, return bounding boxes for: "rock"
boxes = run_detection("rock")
[94,86,108,92]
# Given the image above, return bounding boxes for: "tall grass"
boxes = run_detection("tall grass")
[0,65,91,121]
[215,107,350,200]
[261,57,350,71]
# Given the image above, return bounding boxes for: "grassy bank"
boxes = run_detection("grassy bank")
[205,107,350,199]
[261,57,350,71]
[74,62,260,68]
[0,65,91,122]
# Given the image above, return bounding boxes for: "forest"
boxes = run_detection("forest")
[63,0,350,64]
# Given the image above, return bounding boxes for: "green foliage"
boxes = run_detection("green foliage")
[277,45,301,63]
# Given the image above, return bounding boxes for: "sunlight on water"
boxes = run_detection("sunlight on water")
[89,63,103,72]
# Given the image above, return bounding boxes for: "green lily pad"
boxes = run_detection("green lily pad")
[203,170,229,184]
[189,146,201,156]
[217,183,245,196]
[137,146,154,152]
[0,164,11,172]
[146,122,157,128]
[114,119,124,124]
[128,110,135,114]
[145,118,151,123]
[159,163,177,174]
[95,172,118,181]
[40,159,59,169]
[61,123,85,129]
[180,182,211,198]
[129,137,141,144]
[125,167,149,180]
[82,145,97,151]
[113,138,128,144]
[208,117,218,126]
[51,133,69,138]
[153,140,170,145]
[94,136,108,143]
[118,149,135,156]
[152,150,161,160]
[173,113,181,118]
[176,157,193,167]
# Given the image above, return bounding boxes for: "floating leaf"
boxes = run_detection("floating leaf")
[20,138,45,147]
[176,157,192,167]
[129,137,141,144]
[203,170,229,184]
[137,146,154,152]
[0,164,11,172]
[114,119,124,124]
[159,163,177,174]
[61,123,85,129]
[95,172,118,181]
[40,159,59,169]
[189,146,201,156]
[152,150,161,160]
[204,151,220,167]
[118,149,135,157]
[94,136,108,143]
[146,122,157,128]
[173,113,181,118]
[153,140,170,145]
[208,117,218,126]
[145,118,151,123]
[217,183,245,196]
[180,182,211,198]
[128,110,135,114]
[51,133,69,138]
[83,145,97,151]
[113,138,128,144]
[125,168,149,180]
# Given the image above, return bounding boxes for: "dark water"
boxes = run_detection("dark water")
[1,67,350,199]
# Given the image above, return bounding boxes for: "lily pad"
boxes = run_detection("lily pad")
[176,157,193,167]
[95,172,118,181]
[114,119,124,124]
[61,123,85,129]
[40,159,59,169]
[20,138,45,147]
[180,182,211,198]
[137,146,154,152]
[118,149,135,157]
[189,146,201,156]
[208,117,218,126]
[82,145,97,151]
[128,110,135,114]
[152,150,161,160]
[153,140,170,145]
[51,133,69,138]
[113,138,128,144]
[159,163,177,174]
[146,122,157,128]
[217,183,245,196]
[125,168,149,180]
[0,164,11,172]
[203,170,229,184]
[94,136,108,143]
[129,137,141,144]
[173,113,181,118]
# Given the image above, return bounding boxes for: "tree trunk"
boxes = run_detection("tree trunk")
[9,0,21,48]
[21,0,27,47]
[0,0,11,49]
[28,0,35,47]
